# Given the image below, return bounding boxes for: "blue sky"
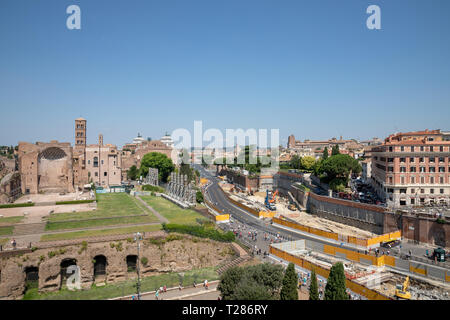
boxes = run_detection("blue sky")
[1,0,449,148]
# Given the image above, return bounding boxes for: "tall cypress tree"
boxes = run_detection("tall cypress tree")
[309,269,319,300]
[331,144,340,156]
[280,263,298,300]
[324,262,348,300]
[322,147,329,160]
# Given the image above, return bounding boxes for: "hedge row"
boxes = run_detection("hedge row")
[0,203,35,209]
[162,223,235,242]
[55,200,95,205]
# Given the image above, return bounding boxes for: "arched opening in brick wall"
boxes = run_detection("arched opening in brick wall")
[24,266,39,294]
[93,255,107,282]
[126,255,137,273]
[60,258,77,289]
[428,224,446,247]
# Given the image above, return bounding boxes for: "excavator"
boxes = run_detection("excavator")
[395,276,411,300]
[265,189,278,211]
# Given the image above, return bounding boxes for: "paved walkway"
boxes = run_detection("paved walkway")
[136,196,169,224]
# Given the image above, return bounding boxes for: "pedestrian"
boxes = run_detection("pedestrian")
[11,238,16,250]
[193,281,196,288]
[179,284,182,291]
[163,285,167,293]
[155,289,159,300]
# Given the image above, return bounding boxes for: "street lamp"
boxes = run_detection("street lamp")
[134,232,143,300]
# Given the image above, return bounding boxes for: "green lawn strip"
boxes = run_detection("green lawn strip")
[0,238,9,246]
[45,215,159,231]
[48,193,148,222]
[0,226,14,236]
[23,266,218,300]
[40,224,162,242]
[0,216,24,225]
[140,196,207,225]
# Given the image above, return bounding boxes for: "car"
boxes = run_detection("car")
[381,240,401,248]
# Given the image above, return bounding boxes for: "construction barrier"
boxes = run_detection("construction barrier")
[215,214,230,223]
[269,246,392,300]
[323,244,384,266]
[273,216,401,248]
[410,265,427,276]
[446,272,450,282]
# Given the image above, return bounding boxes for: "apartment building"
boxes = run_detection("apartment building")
[371,129,450,207]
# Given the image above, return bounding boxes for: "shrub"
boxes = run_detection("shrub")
[55,200,95,205]
[142,185,165,193]
[0,203,35,209]
[141,257,148,266]
[162,223,235,242]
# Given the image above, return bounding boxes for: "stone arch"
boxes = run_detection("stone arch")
[126,255,138,273]
[428,223,446,247]
[24,266,39,294]
[93,255,107,282]
[37,147,70,192]
[60,258,77,289]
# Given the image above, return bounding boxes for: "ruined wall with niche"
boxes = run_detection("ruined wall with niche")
[0,234,236,300]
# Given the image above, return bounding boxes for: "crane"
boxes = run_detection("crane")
[395,276,411,300]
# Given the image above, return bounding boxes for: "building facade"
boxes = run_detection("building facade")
[370,129,450,207]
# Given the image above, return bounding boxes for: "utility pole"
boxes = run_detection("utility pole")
[134,232,142,300]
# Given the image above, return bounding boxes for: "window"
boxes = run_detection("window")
[430,189,434,194]
[400,167,406,173]
[389,177,393,184]
[410,167,416,172]
[388,167,394,172]
[93,157,98,167]
[440,189,445,194]
[420,146,424,151]
[400,189,407,194]
[429,157,435,163]
[400,146,404,152]
[387,188,394,193]
[410,198,415,205]
[420,167,426,173]
[439,157,444,163]
[400,157,406,163]
[420,189,425,194]
[104,172,107,177]
[101,160,104,165]
[440,176,444,184]
[95,172,98,177]
[439,167,445,173]
[419,157,424,163]
[410,157,415,163]
[421,177,425,184]
[88,160,90,165]
[411,188,415,194]
[401,177,405,184]
[430,146,434,152]
[411,146,414,152]
[440,146,444,152]
[429,167,436,173]
[411,176,415,184]
[389,146,393,152]
[430,177,434,184]
[388,158,394,162]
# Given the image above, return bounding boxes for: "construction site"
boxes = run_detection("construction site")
[271,240,450,300]
[221,182,377,240]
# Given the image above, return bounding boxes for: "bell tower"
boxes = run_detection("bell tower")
[75,118,87,148]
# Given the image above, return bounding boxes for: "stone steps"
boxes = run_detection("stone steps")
[217,255,251,275]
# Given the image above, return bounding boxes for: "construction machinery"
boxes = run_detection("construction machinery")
[265,189,278,211]
[395,276,411,300]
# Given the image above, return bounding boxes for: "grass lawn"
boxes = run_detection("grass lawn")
[0,226,14,236]
[23,266,219,300]
[0,238,9,246]
[140,195,208,225]
[0,216,24,225]
[40,224,162,242]
[45,215,159,231]
[48,193,150,222]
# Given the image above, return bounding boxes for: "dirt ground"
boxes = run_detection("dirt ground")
[0,203,96,219]
[14,191,93,204]
[246,194,376,239]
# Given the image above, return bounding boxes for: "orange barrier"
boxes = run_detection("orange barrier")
[446,272,450,282]
[269,246,392,300]
[273,216,401,248]
[410,265,427,276]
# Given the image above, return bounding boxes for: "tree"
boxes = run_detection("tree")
[322,147,329,160]
[309,269,319,300]
[139,152,175,183]
[320,154,361,191]
[324,262,348,300]
[280,263,298,300]
[127,165,138,180]
[217,263,284,300]
[290,155,302,170]
[331,144,340,156]
[196,190,204,203]
[300,156,316,172]
[180,163,194,183]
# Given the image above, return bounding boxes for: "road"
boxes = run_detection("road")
[140,282,220,300]
[193,164,450,278]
